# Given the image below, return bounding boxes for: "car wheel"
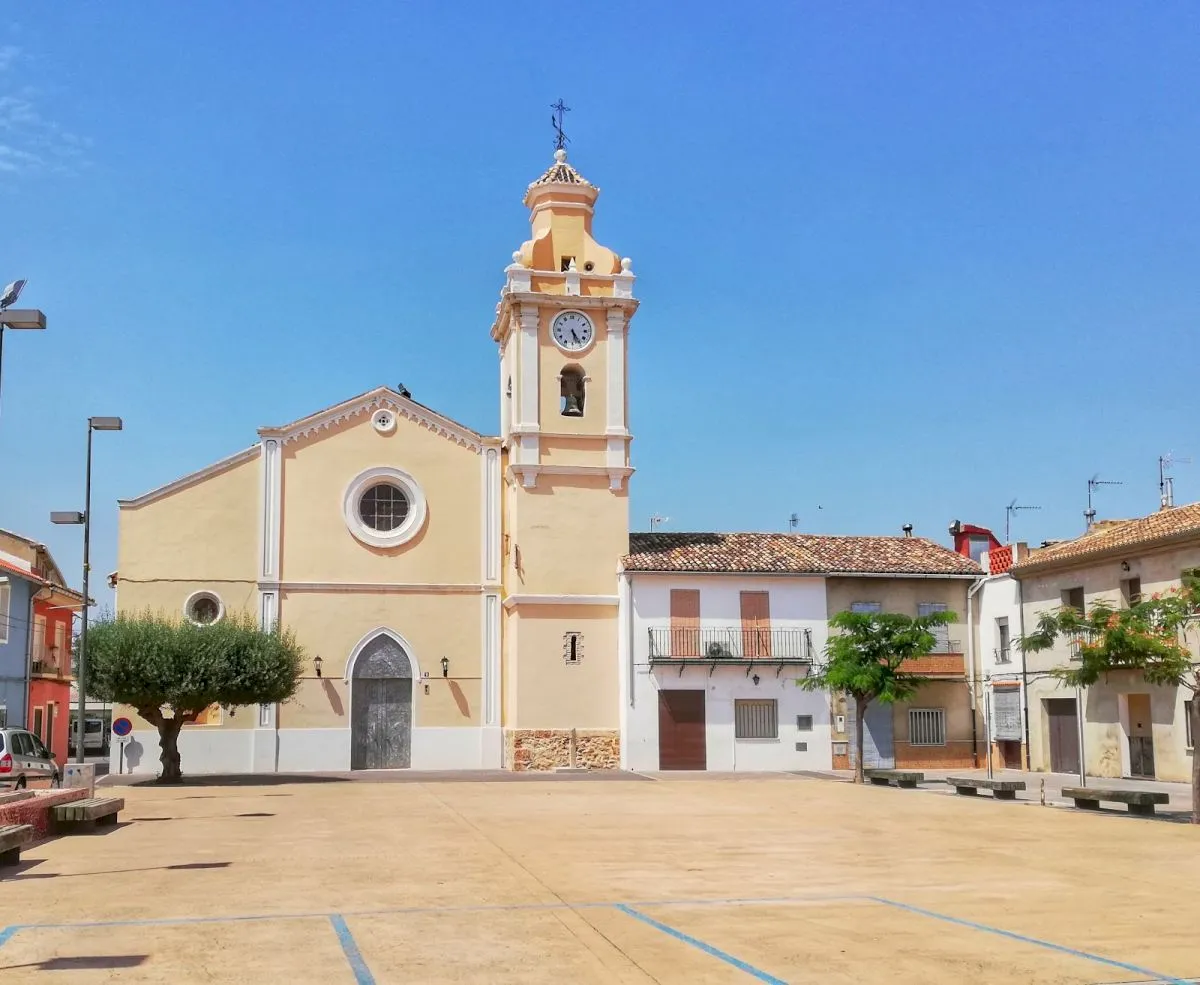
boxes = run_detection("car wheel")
[14,775,26,790]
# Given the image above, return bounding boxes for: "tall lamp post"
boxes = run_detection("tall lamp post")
[52,416,123,763]
[0,279,47,420]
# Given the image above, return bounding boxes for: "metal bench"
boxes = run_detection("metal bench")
[0,823,33,866]
[51,797,125,831]
[1061,787,1170,817]
[946,776,1026,801]
[865,769,924,789]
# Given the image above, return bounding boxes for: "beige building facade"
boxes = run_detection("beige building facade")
[1012,503,1200,784]
[111,149,636,774]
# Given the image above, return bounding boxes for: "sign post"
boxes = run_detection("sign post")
[112,717,132,774]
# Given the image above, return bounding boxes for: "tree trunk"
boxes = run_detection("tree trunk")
[157,717,185,784]
[853,695,867,784]
[1190,683,1200,825]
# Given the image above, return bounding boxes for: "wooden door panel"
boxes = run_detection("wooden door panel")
[658,690,706,770]
[670,589,701,657]
[740,591,771,658]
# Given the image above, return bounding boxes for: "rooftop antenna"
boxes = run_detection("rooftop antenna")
[649,513,669,532]
[1005,498,1041,544]
[1086,473,1121,530]
[788,512,799,533]
[550,99,571,151]
[1159,453,1191,509]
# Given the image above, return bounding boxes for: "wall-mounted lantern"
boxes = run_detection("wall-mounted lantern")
[314,655,323,679]
[441,656,449,678]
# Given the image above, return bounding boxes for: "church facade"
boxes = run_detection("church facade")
[110,149,636,774]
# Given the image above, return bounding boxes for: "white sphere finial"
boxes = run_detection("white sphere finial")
[554,148,567,163]
[511,250,522,265]
[621,257,633,273]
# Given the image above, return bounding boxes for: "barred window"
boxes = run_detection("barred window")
[735,699,778,739]
[908,708,946,746]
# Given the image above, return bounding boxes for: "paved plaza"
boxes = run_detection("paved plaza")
[1,772,1197,983]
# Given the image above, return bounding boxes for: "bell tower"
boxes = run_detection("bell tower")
[490,148,637,768]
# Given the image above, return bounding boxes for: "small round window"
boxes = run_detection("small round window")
[184,592,223,626]
[358,483,410,532]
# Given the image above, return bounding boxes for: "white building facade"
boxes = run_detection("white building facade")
[619,569,831,772]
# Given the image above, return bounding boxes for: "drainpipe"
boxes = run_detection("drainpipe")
[1017,577,1032,771]
[967,576,984,769]
[23,587,36,729]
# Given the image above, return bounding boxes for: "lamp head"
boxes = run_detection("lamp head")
[88,416,123,431]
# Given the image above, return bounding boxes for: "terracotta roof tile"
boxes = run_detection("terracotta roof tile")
[528,149,593,189]
[1011,501,1200,574]
[623,532,981,576]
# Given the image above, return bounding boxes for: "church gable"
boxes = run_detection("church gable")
[258,386,489,453]
[275,387,495,586]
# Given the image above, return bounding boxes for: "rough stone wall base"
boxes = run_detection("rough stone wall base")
[504,729,620,772]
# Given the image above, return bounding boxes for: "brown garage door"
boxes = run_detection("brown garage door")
[658,690,706,770]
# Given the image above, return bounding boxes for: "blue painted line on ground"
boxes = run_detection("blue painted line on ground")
[616,904,788,985]
[4,892,860,932]
[330,915,376,985]
[0,926,19,950]
[870,897,1190,985]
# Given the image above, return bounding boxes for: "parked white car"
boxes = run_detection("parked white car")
[0,728,62,789]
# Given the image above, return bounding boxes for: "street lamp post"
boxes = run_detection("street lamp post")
[52,416,123,763]
[0,279,47,421]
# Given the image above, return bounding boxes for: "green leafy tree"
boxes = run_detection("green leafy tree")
[1020,586,1200,822]
[84,611,304,783]
[799,609,956,783]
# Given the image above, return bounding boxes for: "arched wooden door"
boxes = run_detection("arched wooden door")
[350,635,413,770]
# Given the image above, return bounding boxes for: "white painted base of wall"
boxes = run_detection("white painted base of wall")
[109,725,505,776]
[623,666,833,773]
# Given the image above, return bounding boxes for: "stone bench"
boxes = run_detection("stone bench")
[0,823,33,866]
[865,769,924,789]
[946,777,1026,800]
[52,797,124,831]
[1061,787,1170,817]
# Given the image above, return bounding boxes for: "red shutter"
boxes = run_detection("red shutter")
[740,591,771,658]
[670,589,700,657]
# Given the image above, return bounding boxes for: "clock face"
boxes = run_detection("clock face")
[551,311,594,351]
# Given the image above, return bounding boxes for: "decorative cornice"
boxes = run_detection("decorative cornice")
[259,580,488,595]
[506,463,633,491]
[502,593,620,610]
[119,445,260,508]
[258,386,494,453]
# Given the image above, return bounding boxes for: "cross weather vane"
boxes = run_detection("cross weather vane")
[551,99,571,151]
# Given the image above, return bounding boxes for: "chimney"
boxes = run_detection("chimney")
[1161,476,1175,510]
[1015,542,1030,563]
[902,524,914,538]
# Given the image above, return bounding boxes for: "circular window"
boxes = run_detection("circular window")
[358,482,410,532]
[343,467,427,548]
[183,591,224,626]
[371,408,396,435]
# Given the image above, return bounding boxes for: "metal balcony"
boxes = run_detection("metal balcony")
[648,626,814,677]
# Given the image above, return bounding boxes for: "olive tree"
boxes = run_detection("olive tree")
[84,612,304,783]
[798,609,955,783]
[1020,585,1200,822]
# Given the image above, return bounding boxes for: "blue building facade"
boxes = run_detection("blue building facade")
[0,564,36,729]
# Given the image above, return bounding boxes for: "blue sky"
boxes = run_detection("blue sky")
[1,3,1199,601]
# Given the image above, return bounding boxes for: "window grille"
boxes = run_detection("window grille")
[908,708,946,746]
[735,699,778,739]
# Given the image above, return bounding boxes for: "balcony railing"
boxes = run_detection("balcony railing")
[993,646,1012,665]
[648,627,814,662]
[927,637,963,654]
[30,648,68,678]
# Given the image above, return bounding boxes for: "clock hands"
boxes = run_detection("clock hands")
[570,329,580,343]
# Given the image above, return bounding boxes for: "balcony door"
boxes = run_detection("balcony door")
[740,591,771,658]
[669,589,700,657]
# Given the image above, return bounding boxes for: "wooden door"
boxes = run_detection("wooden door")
[658,690,706,770]
[1127,693,1155,778]
[740,591,771,658]
[670,589,700,657]
[1046,698,1080,775]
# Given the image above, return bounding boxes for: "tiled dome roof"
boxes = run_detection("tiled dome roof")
[528,149,593,189]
